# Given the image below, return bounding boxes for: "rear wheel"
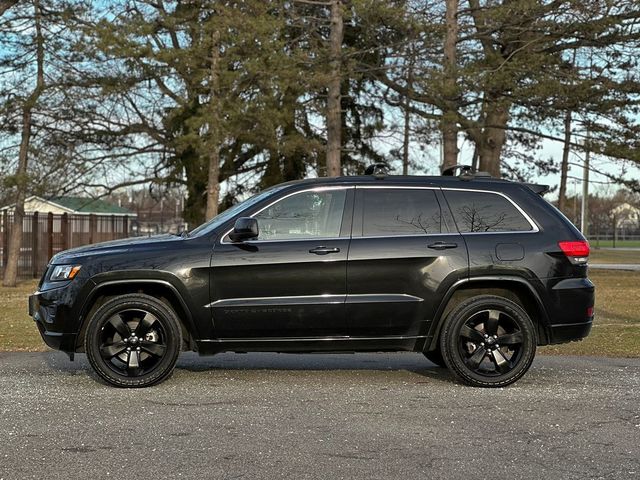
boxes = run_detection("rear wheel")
[85,294,182,388]
[440,295,536,387]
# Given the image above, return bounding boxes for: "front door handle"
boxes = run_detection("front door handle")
[309,246,341,255]
[428,242,458,250]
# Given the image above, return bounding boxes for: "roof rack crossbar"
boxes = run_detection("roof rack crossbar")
[441,164,491,180]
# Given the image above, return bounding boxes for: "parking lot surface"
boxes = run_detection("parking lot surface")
[1,352,638,479]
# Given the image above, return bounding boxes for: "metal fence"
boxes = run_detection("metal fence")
[587,234,640,248]
[0,211,130,280]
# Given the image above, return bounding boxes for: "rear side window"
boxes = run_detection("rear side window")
[362,189,442,236]
[445,190,533,233]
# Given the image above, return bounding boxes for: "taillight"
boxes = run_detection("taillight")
[558,240,590,264]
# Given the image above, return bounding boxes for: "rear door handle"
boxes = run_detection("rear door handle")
[428,242,458,250]
[309,246,341,255]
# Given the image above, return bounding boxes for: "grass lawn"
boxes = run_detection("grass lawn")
[1,270,638,357]
[590,248,640,264]
[0,280,45,352]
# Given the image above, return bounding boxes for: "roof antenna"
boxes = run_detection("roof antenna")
[364,162,390,179]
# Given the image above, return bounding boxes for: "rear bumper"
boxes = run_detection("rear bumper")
[548,320,592,344]
[544,277,595,344]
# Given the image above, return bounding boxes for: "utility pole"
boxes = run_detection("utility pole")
[580,134,590,236]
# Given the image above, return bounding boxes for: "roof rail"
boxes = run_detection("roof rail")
[441,164,491,181]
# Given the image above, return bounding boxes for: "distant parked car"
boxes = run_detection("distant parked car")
[29,166,594,388]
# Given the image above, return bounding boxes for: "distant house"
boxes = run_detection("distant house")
[611,202,640,233]
[0,195,135,217]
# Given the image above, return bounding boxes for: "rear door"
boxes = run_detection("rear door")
[346,186,468,338]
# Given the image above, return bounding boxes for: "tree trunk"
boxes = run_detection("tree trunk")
[441,0,459,170]
[3,0,44,287]
[205,30,221,221]
[558,110,572,212]
[326,0,344,177]
[477,101,509,177]
[0,0,18,17]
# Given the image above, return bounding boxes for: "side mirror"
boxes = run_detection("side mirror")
[229,217,259,242]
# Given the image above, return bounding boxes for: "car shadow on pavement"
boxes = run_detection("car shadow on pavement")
[174,351,457,384]
[40,350,457,385]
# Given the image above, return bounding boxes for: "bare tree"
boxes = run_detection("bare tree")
[441,0,459,170]
[205,30,222,221]
[3,0,44,287]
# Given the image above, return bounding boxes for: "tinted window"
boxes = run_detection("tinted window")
[254,189,347,241]
[362,189,442,236]
[445,191,532,232]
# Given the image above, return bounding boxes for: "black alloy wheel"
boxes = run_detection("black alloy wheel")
[85,294,182,387]
[440,295,536,387]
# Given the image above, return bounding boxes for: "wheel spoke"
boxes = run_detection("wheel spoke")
[108,314,131,338]
[466,346,487,369]
[497,331,523,345]
[140,340,166,357]
[460,325,485,344]
[128,349,140,371]
[135,312,158,337]
[490,349,510,374]
[485,310,500,336]
[100,341,127,359]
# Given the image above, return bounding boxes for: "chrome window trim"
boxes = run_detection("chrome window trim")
[219,183,538,243]
[220,185,354,245]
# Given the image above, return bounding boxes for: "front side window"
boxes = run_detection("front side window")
[445,190,533,233]
[362,189,442,236]
[254,189,347,241]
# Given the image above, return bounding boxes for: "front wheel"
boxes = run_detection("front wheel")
[440,295,536,388]
[85,294,182,388]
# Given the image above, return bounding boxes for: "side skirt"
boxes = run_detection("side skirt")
[195,336,425,355]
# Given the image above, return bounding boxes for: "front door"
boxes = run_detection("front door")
[346,186,468,338]
[210,187,353,338]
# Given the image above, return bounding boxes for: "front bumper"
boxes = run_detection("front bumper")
[29,285,79,353]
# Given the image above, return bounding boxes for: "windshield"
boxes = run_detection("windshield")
[188,185,288,237]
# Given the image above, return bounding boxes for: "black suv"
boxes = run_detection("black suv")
[29,168,594,388]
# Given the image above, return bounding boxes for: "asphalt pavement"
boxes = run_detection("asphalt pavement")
[1,351,639,480]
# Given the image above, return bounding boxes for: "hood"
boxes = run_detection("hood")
[50,234,182,264]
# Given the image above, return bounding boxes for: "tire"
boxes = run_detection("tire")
[423,348,446,368]
[85,294,182,388]
[440,295,536,388]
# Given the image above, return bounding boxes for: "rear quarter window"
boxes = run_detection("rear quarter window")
[444,190,533,233]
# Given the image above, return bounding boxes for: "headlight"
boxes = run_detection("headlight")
[50,265,82,281]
